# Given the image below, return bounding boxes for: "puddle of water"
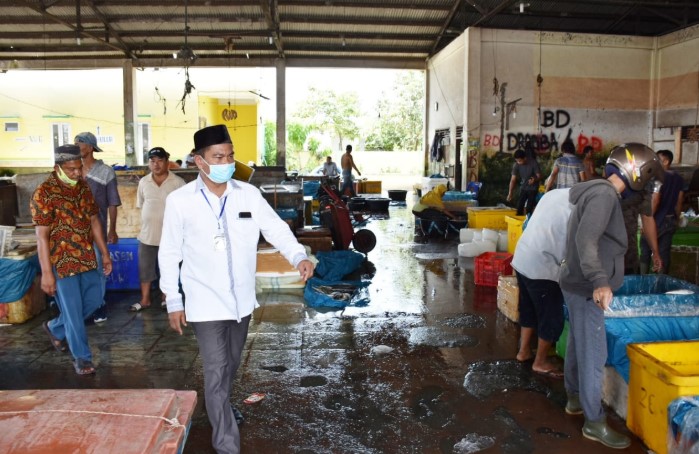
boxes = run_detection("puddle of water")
[453,433,496,454]
[439,314,487,329]
[462,360,549,399]
[408,326,478,348]
[300,375,328,387]
[261,365,288,373]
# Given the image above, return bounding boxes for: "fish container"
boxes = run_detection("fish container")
[627,341,699,454]
[560,275,699,372]
[387,190,407,201]
[474,252,513,287]
[504,215,527,254]
[106,238,140,291]
[467,207,517,230]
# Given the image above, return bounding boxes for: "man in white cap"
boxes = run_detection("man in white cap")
[130,147,185,312]
[32,144,113,375]
[159,124,315,454]
[75,131,121,323]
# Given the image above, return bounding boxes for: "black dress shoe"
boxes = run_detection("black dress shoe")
[231,405,244,426]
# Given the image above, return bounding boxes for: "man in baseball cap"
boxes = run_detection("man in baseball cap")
[74,131,103,152]
[75,131,121,324]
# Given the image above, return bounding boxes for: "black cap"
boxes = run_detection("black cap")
[148,147,169,159]
[55,144,81,164]
[193,125,232,152]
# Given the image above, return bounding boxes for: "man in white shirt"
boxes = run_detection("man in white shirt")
[159,124,314,454]
[322,156,339,177]
[130,147,185,312]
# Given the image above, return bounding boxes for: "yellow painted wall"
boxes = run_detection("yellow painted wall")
[197,96,259,165]
[0,68,263,169]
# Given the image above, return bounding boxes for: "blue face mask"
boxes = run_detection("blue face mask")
[202,159,235,184]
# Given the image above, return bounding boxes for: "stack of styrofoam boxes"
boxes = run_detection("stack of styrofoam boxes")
[457,227,508,257]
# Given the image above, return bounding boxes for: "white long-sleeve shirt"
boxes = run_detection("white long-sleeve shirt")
[511,188,572,282]
[159,176,308,322]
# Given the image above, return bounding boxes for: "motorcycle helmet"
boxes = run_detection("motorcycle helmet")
[606,143,665,191]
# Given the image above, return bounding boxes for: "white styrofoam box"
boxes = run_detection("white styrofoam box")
[497,232,508,252]
[459,228,479,243]
[458,239,497,257]
[478,240,497,254]
[458,242,481,257]
[422,177,449,192]
[472,230,483,241]
[482,228,499,242]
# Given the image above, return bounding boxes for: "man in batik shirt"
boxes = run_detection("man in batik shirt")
[32,144,112,375]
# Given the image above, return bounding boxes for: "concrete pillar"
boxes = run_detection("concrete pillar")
[275,59,286,168]
[122,60,137,167]
[424,67,430,178]
[464,28,482,183]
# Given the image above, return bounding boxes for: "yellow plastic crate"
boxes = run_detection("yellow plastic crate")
[626,341,699,454]
[505,215,527,254]
[467,207,517,230]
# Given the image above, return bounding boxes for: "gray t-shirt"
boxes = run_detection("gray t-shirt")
[512,158,541,191]
[85,159,121,237]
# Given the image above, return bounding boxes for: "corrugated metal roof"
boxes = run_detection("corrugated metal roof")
[1,0,698,69]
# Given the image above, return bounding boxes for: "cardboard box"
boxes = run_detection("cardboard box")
[496,275,519,322]
[298,236,332,254]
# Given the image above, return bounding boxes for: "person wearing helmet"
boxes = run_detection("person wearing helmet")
[607,143,665,274]
[558,143,664,449]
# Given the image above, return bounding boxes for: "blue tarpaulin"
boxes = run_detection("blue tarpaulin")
[603,275,699,382]
[314,250,365,282]
[0,256,40,303]
[304,277,370,309]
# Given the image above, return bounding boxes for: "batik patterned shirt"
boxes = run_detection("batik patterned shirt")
[31,172,99,278]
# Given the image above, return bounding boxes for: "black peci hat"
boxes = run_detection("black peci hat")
[193,125,232,152]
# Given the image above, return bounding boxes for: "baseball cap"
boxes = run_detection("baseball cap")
[148,147,170,159]
[74,131,103,152]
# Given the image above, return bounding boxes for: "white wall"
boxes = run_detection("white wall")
[426,24,699,179]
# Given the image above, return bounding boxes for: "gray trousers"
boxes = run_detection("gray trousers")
[562,289,606,422]
[192,316,251,454]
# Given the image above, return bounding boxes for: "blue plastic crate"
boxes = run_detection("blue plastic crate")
[106,238,140,291]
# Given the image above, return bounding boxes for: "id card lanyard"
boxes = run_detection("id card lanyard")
[200,189,228,251]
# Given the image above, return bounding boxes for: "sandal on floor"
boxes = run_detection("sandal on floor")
[533,368,564,380]
[129,303,149,312]
[42,320,67,353]
[73,359,96,375]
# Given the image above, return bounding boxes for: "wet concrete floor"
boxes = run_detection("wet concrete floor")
[0,197,648,453]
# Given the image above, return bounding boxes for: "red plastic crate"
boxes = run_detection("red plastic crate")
[474,252,513,286]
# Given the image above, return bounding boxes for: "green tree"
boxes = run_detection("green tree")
[286,122,311,170]
[365,71,424,151]
[295,87,360,150]
[263,121,276,166]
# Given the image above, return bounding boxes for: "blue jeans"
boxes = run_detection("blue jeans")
[92,244,107,317]
[341,170,355,197]
[49,269,102,361]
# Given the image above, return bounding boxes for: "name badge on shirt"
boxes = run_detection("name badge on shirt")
[238,212,252,219]
[214,234,226,251]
